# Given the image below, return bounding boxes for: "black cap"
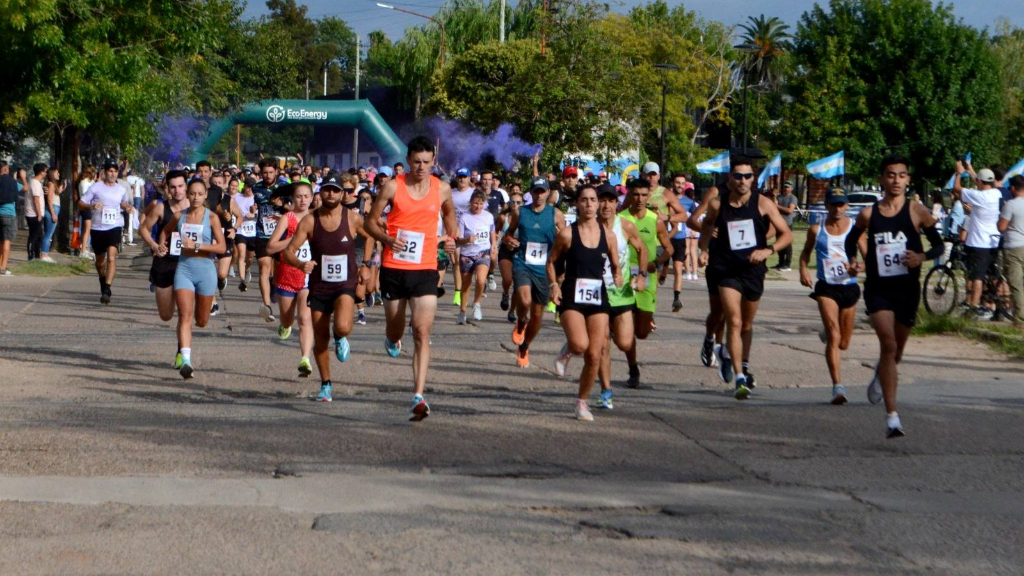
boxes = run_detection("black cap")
[243,177,257,189]
[102,160,118,170]
[596,183,618,199]
[825,187,849,205]
[320,176,343,191]
[530,176,550,191]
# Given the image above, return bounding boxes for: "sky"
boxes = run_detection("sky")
[242,0,1024,43]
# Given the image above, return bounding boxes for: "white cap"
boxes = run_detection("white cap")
[977,168,996,183]
[642,161,660,175]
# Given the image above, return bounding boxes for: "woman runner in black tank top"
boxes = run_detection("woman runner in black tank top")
[557,222,610,316]
[709,188,768,273]
[308,208,359,296]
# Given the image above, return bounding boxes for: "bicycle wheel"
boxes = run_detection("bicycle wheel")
[922,265,960,316]
[984,272,1015,322]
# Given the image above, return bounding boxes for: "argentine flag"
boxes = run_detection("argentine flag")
[1006,157,1024,179]
[758,153,782,188]
[944,152,972,189]
[696,151,730,174]
[806,151,845,179]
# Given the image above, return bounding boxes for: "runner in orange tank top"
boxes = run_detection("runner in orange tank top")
[365,136,457,422]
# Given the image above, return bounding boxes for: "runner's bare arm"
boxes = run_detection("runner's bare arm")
[139,200,162,252]
[758,194,793,263]
[844,207,872,274]
[204,217,226,256]
[622,220,648,273]
[654,219,673,270]
[664,193,688,224]
[605,228,623,288]
[697,198,720,266]
[439,183,457,252]
[157,212,182,249]
[798,225,818,288]
[546,228,572,305]
[502,210,520,249]
[687,187,717,232]
[265,212,291,254]
[283,214,315,273]
[554,208,566,232]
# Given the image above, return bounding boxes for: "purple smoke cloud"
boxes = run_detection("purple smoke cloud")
[422,117,542,173]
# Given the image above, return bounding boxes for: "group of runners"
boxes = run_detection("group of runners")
[81,138,941,437]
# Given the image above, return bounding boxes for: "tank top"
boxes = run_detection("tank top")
[177,206,212,259]
[234,194,257,237]
[647,186,669,216]
[619,208,658,273]
[605,216,635,307]
[513,204,557,274]
[815,219,857,286]
[253,183,278,238]
[308,208,358,296]
[275,212,309,292]
[382,175,440,271]
[452,188,474,218]
[709,189,768,272]
[866,198,923,283]
[561,222,609,308]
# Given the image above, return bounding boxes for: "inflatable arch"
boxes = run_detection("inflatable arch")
[186,100,407,166]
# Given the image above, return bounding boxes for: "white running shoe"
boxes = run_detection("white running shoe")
[487,275,497,291]
[831,384,848,405]
[457,310,467,325]
[472,302,483,321]
[886,412,905,438]
[554,343,571,377]
[574,399,593,421]
[259,304,275,323]
[867,362,883,405]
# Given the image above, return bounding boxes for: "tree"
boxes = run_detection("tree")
[775,0,1002,189]
[993,20,1024,164]
[738,15,793,90]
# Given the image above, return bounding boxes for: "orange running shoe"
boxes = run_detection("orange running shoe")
[516,346,530,368]
[511,321,526,346]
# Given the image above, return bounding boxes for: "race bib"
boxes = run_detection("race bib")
[239,220,256,236]
[525,242,548,266]
[574,278,602,305]
[296,241,311,263]
[321,254,348,282]
[261,217,277,235]
[181,223,203,245]
[169,232,182,256]
[823,257,850,285]
[393,229,425,264]
[101,207,119,226]
[728,219,756,250]
[474,227,490,246]
[876,242,908,277]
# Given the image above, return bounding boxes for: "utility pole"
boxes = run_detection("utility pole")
[352,36,361,168]
[499,0,505,43]
[323,63,328,97]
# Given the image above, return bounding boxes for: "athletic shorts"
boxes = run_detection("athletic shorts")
[670,239,687,263]
[609,303,635,318]
[235,235,256,251]
[513,267,550,305]
[0,214,17,242]
[634,272,658,313]
[173,256,218,296]
[218,230,234,258]
[460,252,491,272]
[864,281,920,328]
[149,256,178,289]
[255,237,272,260]
[498,245,516,262]
[812,280,861,310]
[80,210,91,221]
[91,227,122,254]
[966,246,997,281]
[706,265,766,302]
[379,266,439,301]
[307,290,356,313]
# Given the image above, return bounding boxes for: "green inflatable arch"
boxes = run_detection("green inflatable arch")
[187,99,407,166]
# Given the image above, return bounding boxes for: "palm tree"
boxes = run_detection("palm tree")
[738,15,792,89]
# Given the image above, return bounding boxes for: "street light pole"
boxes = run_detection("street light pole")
[377,3,445,68]
[653,63,679,174]
[499,0,505,43]
[353,35,361,168]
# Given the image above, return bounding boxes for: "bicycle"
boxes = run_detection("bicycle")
[922,238,1014,321]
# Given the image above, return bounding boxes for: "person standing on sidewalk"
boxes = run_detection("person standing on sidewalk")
[0,161,18,275]
[773,181,798,271]
[39,167,62,263]
[22,163,46,261]
[997,175,1024,326]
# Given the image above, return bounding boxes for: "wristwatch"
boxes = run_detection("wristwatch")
[194,243,201,254]
[638,270,649,278]
[361,260,372,267]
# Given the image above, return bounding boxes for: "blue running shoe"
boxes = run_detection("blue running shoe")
[384,338,402,358]
[335,337,350,362]
[715,344,734,384]
[179,360,194,380]
[317,383,333,402]
[409,394,430,421]
[599,389,614,410]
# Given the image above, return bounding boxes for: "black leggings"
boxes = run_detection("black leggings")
[777,244,793,268]
[25,217,42,260]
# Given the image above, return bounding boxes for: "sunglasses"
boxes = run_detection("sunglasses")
[731,172,755,180]
[342,187,357,193]
[510,200,523,206]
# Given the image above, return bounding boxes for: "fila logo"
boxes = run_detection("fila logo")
[874,231,907,244]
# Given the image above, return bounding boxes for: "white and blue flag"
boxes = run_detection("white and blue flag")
[696,151,730,174]
[944,152,972,189]
[806,151,845,179]
[1006,156,1024,179]
[757,153,782,188]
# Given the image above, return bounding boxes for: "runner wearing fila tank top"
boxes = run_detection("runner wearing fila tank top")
[844,154,944,438]
[799,188,863,405]
[364,136,458,421]
[266,182,315,379]
[284,175,373,403]
[698,156,792,400]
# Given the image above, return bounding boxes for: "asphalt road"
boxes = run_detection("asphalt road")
[0,248,1021,575]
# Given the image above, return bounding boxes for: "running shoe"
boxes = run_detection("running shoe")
[831,384,848,405]
[179,360,194,380]
[715,344,734,383]
[356,311,367,325]
[575,399,594,421]
[217,277,227,292]
[886,412,905,438]
[500,292,510,311]
[546,301,556,313]
[239,281,247,292]
[1,269,12,276]
[700,336,717,368]
[452,291,461,306]
[374,292,382,304]
[229,268,236,278]
[627,364,640,388]
[298,357,312,378]
[487,275,497,291]
[457,310,467,325]
[409,394,430,421]
[734,375,751,400]
[278,325,291,340]
[511,322,526,346]
[819,329,828,344]
[317,383,333,402]
[384,338,402,358]
[672,298,682,312]
[516,345,530,368]
[743,367,757,389]
[173,351,184,370]
[598,389,613,410]
[867,361,882,405]
[100,286,111,305]
[335,337,350,362]
[259,304,275,323]
[472,303,483,321]
[40,255,56,263]
[553,343,571,377]
[210,303,219,317]
[507,310,516,324]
